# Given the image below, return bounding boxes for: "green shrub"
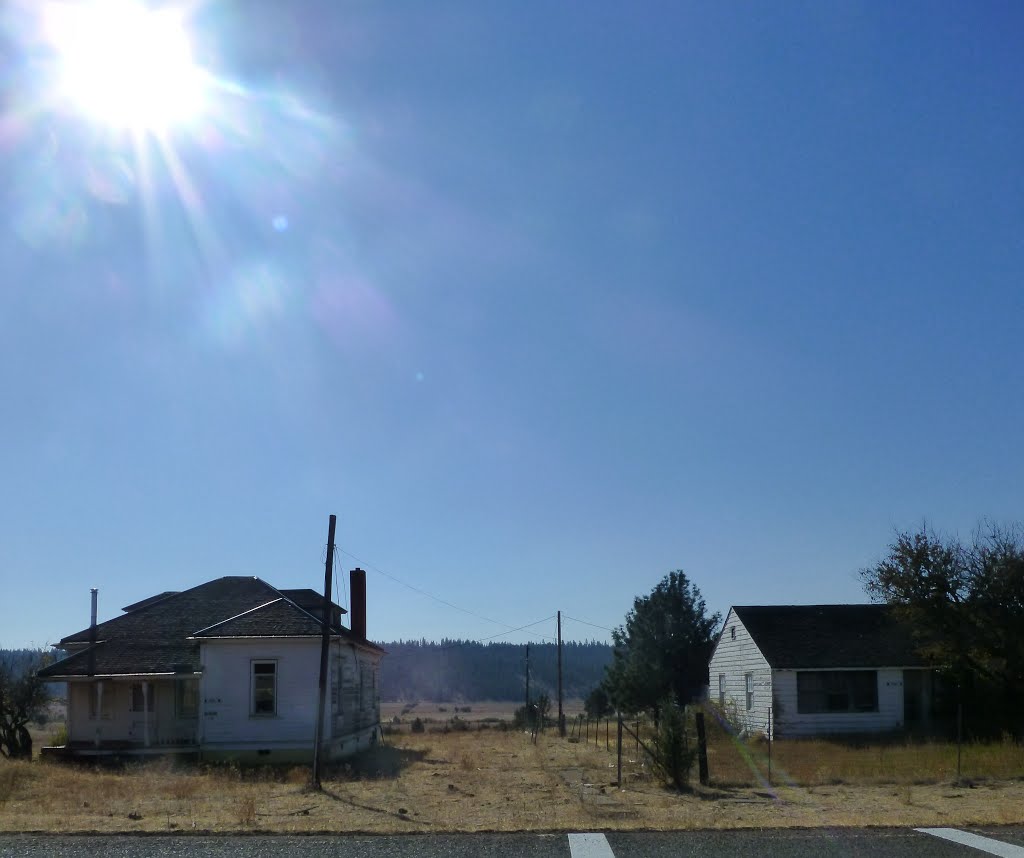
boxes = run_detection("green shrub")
[651,702,696,790]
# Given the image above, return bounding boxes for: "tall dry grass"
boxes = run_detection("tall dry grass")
[707,732,1024,787]
[0,720,1022,834]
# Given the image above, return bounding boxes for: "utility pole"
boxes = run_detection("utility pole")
[525,643,530,709]
[557,610,565,736]
[312,514,336,791]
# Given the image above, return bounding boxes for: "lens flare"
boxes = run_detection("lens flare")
[43,0,206,132]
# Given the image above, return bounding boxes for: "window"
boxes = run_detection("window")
[718,674,726,707]
[88,682,111,719]
[176,680,199,718]
[251,661,277,716]
[129,682,155,713]
[730,626,736,640]
[745,673,753,710]
[797,671,878,714]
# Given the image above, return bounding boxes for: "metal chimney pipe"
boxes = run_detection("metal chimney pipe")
[350,568,366,641]
[88,588,98,678]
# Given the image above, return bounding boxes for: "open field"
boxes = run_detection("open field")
[382,699,530,725]
[2,714,1023,834]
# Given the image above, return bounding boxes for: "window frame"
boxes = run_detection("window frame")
[718,674,726,707]
[745,673,754,710]
[251,660,278,717]
[796,670,879,714]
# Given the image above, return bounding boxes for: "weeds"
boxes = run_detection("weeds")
[0,764,26,805]
[235,794,256,827]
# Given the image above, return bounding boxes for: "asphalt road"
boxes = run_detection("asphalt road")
[0,828,1022,857]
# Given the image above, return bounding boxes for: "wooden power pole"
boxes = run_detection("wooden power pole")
[312,514,336,791]
[557,611,565,736]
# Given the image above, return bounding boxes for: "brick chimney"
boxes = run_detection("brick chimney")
[350,567,366,641]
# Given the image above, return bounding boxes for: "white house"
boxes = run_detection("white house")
[39,570,383,763]
[709,605,937,738]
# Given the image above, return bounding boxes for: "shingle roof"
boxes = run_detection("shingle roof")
[192,598,334,638]
[38,576,382,679]
[731,604,929,669]
[280,589,347,615]
[122,591,180,612]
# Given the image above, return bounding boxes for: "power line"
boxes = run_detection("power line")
[562,614,616,634]
[337,547,552,637]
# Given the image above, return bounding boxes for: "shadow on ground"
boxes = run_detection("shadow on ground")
[328,745,428,780]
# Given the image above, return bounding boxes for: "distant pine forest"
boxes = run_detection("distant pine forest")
[377,640,613,702]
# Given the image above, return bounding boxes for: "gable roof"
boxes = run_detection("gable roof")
[39,576,381,679]
[730,604,929,669]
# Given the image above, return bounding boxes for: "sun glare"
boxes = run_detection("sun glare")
[44,0,205,132]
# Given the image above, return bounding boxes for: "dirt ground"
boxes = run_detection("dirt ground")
[2,725,1023,834]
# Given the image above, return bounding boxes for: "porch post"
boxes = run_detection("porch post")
[143,681,151,747]
[94,681,104,747]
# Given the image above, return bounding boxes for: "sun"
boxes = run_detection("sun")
[43,0,206,132]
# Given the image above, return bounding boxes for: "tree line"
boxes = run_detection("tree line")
[377,639,613,702]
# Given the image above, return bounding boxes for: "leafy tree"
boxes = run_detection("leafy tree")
[0,653,51,759]
[862,522,1024,737]
[601,570,720,716]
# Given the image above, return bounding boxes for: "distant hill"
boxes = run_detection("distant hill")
[377,639,612,702]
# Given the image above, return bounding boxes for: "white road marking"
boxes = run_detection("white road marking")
[568,832,616,858]
[916,828,1024,857]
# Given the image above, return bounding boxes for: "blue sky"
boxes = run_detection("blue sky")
[1,1,1021,649]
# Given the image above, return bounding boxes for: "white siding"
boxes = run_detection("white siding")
[199,639,382,754]
[772,668,906,736]
[708,608,773,736]
[200,639,322,748]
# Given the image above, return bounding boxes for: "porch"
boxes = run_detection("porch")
[64,675,200,753]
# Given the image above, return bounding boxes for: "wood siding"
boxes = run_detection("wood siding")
[199,639,381,753]
[772,668,906,736]
[200,639,322,747]
[333,645,381,737]
[708,608,773,736]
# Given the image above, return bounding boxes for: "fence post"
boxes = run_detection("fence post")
[616,713,623,787]
[695,711,709,786]
[606,717,609,751]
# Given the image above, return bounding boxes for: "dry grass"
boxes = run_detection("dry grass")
[706,731,1024,787]
[0,722,1021,834]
